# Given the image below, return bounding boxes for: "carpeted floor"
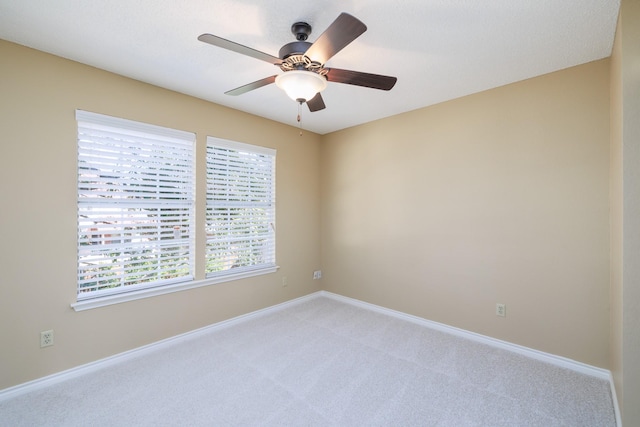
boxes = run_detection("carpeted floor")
[0,295,616,426]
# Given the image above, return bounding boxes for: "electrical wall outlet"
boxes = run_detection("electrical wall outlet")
[40,330,54,347]
[313,270,322,280]
[496,303,506,317]
[282,276,288,287]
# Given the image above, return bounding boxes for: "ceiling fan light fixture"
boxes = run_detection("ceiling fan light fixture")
[275,70,327,103]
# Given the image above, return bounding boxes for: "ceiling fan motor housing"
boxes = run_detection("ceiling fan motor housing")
[279,21,315,66]
[279,41,312,61]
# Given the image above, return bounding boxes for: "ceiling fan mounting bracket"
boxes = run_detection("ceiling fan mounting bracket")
[291,22,312,41]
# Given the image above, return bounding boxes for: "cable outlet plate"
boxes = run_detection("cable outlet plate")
[40,330,54,347]
[496,303,506,317]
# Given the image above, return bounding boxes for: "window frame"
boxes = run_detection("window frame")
[205,136,277,279]
[72,112,278,312]
[75,110,196,302]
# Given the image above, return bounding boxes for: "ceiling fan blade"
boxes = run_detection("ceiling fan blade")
[325,68,397,91]
[225,75,277,96]
[304,13,367,65]
[198,34,281,65]
[306,93,326,112]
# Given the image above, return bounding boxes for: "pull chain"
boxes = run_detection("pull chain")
[297,101,303,136]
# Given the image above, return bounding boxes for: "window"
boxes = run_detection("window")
[206,137,276,278]
[74,112,278,310]
[76,110,195,300]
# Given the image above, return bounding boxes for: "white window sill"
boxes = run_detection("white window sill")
[71,266,279,312]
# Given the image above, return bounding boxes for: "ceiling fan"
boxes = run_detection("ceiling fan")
[197,12,397,112]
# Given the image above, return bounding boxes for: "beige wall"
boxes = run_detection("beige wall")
[611,0,640,424]
[321,60,611,368]
[0,40,322,390]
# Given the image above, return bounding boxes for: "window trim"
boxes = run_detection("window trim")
[71,265,278,311]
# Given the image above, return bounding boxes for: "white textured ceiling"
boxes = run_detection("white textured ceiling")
[0,0,620,134]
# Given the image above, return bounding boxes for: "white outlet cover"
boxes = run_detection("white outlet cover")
[40,330,54,347]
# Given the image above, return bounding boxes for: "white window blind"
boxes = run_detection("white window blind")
[206,137,276,278]
[76,110,195,299]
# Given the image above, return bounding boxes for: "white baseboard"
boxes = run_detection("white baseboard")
[0,292,319,402]
[320,291,607,377]
[0,290,622,426]
[319,290,622,427]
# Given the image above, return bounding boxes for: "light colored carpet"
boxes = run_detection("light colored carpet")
[0,295,616,426]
